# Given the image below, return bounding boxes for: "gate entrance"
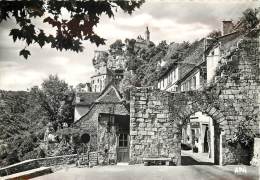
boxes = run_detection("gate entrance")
[115,116,129,162]
[181,112,216,165]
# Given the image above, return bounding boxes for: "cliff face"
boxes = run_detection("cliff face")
[92,51,109,70]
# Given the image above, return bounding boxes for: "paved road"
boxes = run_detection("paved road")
[34,164,259,180]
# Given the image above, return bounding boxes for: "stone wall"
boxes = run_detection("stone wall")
[129,37,259,165]
[130,87,181,165]
[97,114,117,165]
[214,37,260,165]
[74,103,129,152]
[0,154,93,177]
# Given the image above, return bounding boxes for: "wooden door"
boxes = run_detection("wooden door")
[117,133,129,162]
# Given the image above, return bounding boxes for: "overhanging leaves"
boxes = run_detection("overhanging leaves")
[0,0,145,59]
[19,49,31,59]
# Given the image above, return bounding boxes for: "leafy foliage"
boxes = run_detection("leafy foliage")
[0,75,74,166]
[241,8,259,31]
[109,39,125,55]
[32,75,75,130]
[207,30,221,39]
[0,89,48,166]
[119,71,139,100]
[0,0,145,58]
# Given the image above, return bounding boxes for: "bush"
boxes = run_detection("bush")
[18,136,35,158]
[0,144,9,159]
[5,150,20,165]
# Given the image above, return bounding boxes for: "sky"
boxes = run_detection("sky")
[0,0,258,91]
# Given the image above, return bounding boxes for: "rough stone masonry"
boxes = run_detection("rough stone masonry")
[130,87,182,165]
[130,34,260,165]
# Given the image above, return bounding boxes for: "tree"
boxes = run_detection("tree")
[119,71,139,100]
[241,8,259,31]
[33,75,75,130]
[207,30,221,39]
[109,39,125,55]
[0,0,145,59]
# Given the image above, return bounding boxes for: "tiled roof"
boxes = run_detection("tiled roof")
[218,31,242,52]
[178,39,205,79]
[158,43,187,79]
[97,87,122,103]
[74,92,100,106]
[96,80,123,103]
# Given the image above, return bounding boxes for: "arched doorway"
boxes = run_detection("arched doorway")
[172,102,227,166]
[181,112,215,165]
[167,90,229,165]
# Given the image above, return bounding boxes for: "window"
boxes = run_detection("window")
[188,80,192,90]
[119,133,128,147]
[193,76,197,89]
[162,78,164,88]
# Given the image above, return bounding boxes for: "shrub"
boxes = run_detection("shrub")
[5,150,20,165]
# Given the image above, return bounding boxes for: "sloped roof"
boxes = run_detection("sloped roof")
[218,31,242,52]
[95,80,123,103]
[162,43,182,62]
[74,82,127,125]
[74,92,100,106]
[178,39,205,79]
[158,43,188,79]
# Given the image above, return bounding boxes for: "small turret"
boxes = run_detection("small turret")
[145,26,150,42]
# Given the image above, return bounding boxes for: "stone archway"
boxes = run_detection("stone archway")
[168,90,228,165]
[129,87,230,165]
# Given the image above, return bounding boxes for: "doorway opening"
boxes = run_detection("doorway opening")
[181,112,215,165]
[115,115,130,163]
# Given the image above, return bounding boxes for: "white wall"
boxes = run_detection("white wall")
[207,47,220,83]
[195,71,200,89]
[74,106,90,122]
[91,74,112,92]
[186,111,214,160]
[180,70,200,92]
[158,67,179,92]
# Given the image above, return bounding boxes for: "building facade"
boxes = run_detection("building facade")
[73,23,260,166]
[156,21,250,160]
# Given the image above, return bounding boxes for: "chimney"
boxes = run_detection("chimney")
[222,20,234,36]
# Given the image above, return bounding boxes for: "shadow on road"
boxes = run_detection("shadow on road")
[181,156,213,166]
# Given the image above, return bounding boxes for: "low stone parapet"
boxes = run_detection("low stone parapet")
[0,153,94,177]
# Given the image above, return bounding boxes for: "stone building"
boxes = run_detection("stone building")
[91,51,113,93]
[73,92,100,122]
[73,22,259,166]
[131,25,259,165]
[125,26,153,52]
[74,82,130,164]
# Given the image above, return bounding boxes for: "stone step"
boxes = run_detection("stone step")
[1,167,53,180]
